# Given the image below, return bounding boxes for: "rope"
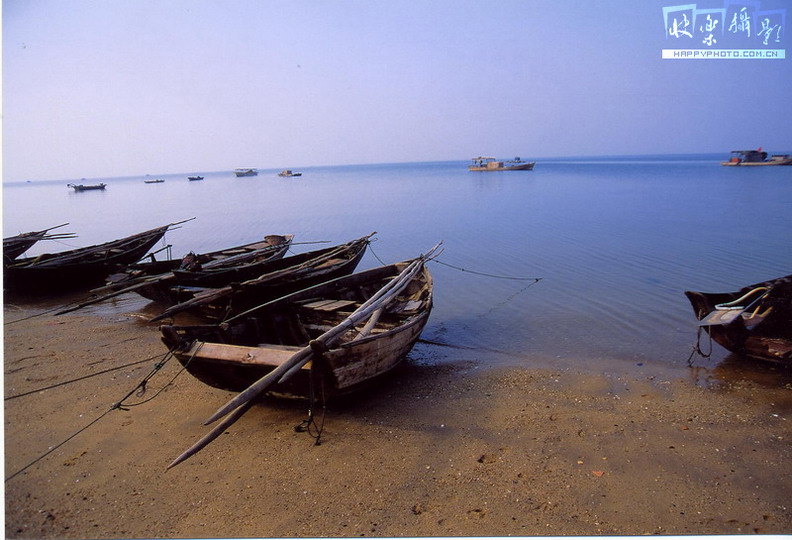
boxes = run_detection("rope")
[294,354,326,445]
[687,325,713,366]
[4,346,193,482]
[4,353,164,401]
[4,300,85,325]
[432,259,541,282]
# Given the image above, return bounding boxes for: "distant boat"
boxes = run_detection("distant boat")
[234,168,258,177]
[721,149,792,166]
[469,156,535,171]
[67,183,106,191]
[188,176,204,181]
[278,169,302,177]
[144,179,165,184]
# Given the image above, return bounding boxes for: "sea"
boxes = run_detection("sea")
[4,154,792,388]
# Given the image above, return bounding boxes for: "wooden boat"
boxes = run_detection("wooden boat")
[234,168,258,177]
[3,224,75,265]
[188,176,204,181]
[685,274,792,364]
[160,255,434,397]
[58,235,294,313]
[150,234,373,321]
[144,179,165,184]
[277,170,302,177]
[469,156,535,171]
[67,182,107,191]
[721,149,792,166]
[5,222,181,293]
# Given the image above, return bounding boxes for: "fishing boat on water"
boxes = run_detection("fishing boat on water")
[685,274,792,364]
[5,221,186,293]
[3,224,76,265]
[469,156,535,171]
[188,176,204,181]
[144,179,165,184]
[234,168,258,177]
[149,234,373,321]
[67,182,107,191]
[160,251,435,396]
[278,170,302,177]
[721,149,792,166]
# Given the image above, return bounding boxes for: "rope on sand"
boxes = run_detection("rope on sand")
[4,345,200,483]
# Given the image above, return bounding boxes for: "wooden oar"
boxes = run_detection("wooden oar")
[698,286,770,327]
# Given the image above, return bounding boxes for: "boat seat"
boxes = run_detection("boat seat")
[188,341,307,368]
[300,299,358,312]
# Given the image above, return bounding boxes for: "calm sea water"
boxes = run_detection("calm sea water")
[4,155,792,386]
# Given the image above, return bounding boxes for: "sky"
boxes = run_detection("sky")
[3,0,792,181]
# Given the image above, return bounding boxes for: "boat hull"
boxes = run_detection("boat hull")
[161,261,433,397]
[468,162,535,171]
[685,275,792,364]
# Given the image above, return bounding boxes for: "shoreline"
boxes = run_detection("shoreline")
[4,301,792,537]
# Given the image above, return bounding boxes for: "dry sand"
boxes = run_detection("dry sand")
[3,298,791,538]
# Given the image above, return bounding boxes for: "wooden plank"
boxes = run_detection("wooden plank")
[188,342,307,368]
[301,299,357,311]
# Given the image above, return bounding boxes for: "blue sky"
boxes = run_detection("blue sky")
[3,0,791,181]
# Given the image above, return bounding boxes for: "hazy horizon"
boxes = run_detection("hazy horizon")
[4,0,791,182]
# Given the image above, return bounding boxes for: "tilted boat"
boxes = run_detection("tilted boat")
[5,222,181,293]
[150,234,373,321]
[160,255,434,397]
[469,156,535,171]
[67,183,107,191]
[721,149,792,166]
[234,168,258,177]
[685,274,792,364]
[58,234,293,313]
[3,224,75,265]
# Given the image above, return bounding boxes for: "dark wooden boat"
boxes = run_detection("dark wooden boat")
[685,274,792,364]
[58,234,294,313]
[3,224,75,265]
[160,256,434,397]
[188,176,204,181]
[67,183,107,191]
[5,222,179,294]
[150,234,373,321]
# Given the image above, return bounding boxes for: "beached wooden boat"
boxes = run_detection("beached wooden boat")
[150,234,372,321]
[721,149,792,166]
[160,257,434,396]
[3,224,75,265]
[5,222,181,293]
[277,170,302,177]
[67,182,107,191]
[57,235,294,313]
[469,156,535,171]
[685,274,792,364]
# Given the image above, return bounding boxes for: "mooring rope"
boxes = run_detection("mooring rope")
[4,345,198,483]
[3,300,86,325]
[686,325,713,366]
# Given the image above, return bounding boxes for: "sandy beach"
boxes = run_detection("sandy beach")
[4,296,791,538]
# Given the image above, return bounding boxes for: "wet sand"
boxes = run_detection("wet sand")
[4,297,792,538]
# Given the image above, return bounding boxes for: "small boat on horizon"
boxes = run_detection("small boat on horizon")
[234,168,258,177]
[67,182,107,191]
[278,169,302,177]
[469,156,535,171]
[188,176,204,181]
[721,149,792,166]
[144,179,165,184]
